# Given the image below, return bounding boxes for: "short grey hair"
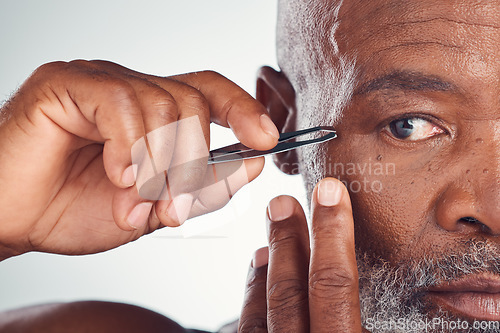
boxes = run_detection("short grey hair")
[276,0,357,196]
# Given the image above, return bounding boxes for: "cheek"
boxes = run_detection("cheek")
[350,180,427,262]
[325,143,439,263]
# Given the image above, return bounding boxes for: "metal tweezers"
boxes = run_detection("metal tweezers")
[208,126,337,164]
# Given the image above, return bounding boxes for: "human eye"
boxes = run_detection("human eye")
[382,117,445,141]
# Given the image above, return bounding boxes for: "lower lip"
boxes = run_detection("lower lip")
[427,292,500,321]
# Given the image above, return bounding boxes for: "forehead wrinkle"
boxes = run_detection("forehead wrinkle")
[343,17,473,54]
[366,41,463,61]
[340,0,500,27]
[387,16,500,30]
[336,1,500,62]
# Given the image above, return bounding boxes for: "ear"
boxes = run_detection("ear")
[256,66,299,175]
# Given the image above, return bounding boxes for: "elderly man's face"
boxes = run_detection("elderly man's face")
[327,0,500,325]
[324,1,500,320]
[266,0,500,328]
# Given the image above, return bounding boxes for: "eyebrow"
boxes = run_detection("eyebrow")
[354,71,457,95]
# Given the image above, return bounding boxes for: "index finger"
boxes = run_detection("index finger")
[171,71,279,151]
[309,178,362,332]
[86,64,279,150]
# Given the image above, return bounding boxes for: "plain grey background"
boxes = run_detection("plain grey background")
[0,0,308,330]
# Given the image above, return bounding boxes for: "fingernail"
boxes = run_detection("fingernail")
[127,202,153,229]
[167,194,194,226]
[121,165,138,187]
[260,114,279,140]
[317,178,343,207]
[252,247,269,268]
[267,196,295,222]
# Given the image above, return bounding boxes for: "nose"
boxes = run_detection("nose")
[435,180,500,235]
[435,140,500,235]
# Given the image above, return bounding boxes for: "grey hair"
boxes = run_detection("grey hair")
[358,240,500,332]
[276,0,357,197]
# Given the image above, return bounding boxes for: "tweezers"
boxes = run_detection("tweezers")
[207,126,337,165]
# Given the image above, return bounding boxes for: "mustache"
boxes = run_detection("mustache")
[357,239,500,332]
[358,239,500,293]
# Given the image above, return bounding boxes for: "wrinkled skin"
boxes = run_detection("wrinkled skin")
[243,0,500,330]
[0,60,275,260]
[331,0,500,266]
[2,0,500,332]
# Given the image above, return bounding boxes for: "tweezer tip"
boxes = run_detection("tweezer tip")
[317,126,336,132]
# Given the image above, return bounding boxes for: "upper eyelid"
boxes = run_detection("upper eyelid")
[383,113,438,124]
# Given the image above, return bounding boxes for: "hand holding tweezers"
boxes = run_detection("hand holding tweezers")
[207,126,337,165]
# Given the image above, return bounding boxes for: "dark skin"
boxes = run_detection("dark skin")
[2,0,500,332]
[239,0,500,331]
[0,60,277,260]
[239,183,363,332]
[0,301,188,333]
[0,61,278,332]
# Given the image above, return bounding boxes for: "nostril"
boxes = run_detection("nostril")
[460,217,492,233]
[461,217,480,224]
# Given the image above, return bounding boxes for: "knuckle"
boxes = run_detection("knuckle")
[150,87,175,105]
[148,88,178,118]
[310,226,338,241]
[65,60,114,83]
[88,59,114,68]
[32,61,68,80]
[268,229,300,251]
[106,79,136,104]
[221,97,237,116]
[67,59,92,68]
[197,69,223,80]
[238,317,267,333]
[309,267,358,298]
[245,276,266,295]
[221,95,256,120]
[37,61,67,72]
[267,279,308,309]
[179,89,209,114]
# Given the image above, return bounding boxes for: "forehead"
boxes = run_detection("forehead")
[335,0,500,86]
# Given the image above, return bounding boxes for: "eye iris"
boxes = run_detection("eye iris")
[390,118,414,138]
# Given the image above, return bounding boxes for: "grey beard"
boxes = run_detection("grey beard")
[357,239,500,333]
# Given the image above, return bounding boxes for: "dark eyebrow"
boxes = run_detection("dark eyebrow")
[354,71,457,95]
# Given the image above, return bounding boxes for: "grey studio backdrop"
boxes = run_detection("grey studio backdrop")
[0,0,309,331]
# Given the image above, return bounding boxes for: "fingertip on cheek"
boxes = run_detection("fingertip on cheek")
[252,247,269,268]
[267,195,295,222]
[316,178,344,207]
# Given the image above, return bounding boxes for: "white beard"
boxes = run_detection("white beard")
[357,240,500,333]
